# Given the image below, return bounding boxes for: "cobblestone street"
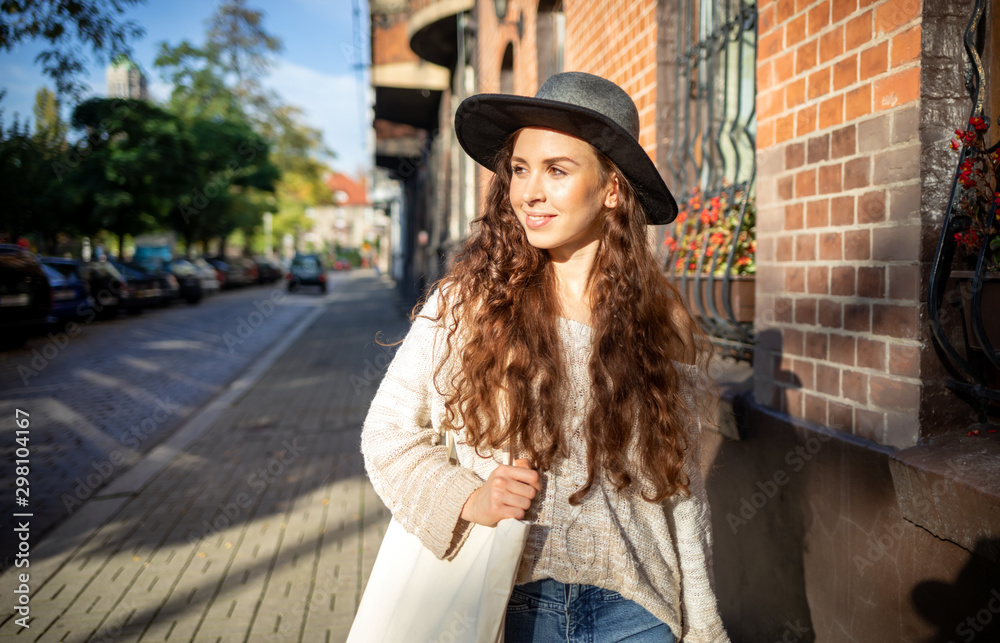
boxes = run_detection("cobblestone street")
[0,270,407,641]
[0,275,351,560]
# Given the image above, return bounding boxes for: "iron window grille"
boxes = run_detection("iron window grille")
[662,0,758,361]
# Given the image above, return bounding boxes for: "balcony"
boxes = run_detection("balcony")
[371,61,449,131]
[407,0,474,68]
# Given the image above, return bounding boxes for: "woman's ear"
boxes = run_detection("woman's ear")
[604,175,620,209]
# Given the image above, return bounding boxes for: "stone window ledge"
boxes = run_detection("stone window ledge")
[888,432,1000,566]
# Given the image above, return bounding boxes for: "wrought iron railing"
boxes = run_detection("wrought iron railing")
[663,0,758,361]
[928,0,999,421]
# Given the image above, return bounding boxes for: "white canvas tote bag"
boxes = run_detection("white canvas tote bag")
[347,439,529,643]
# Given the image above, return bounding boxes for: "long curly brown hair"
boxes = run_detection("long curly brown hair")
[422,133,713,504]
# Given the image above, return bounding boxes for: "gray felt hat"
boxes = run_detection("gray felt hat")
[454,71,678,225]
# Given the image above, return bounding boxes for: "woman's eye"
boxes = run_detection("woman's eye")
[511,165,525,175]
[549,167,566,176]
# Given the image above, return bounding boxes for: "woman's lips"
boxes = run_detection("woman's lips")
[524,212,555,230]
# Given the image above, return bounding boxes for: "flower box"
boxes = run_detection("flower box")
[682,274,755,324]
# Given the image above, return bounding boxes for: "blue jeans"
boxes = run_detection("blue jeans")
[505,578,676,642]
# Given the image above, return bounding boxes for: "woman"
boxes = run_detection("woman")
[362,72,729,642]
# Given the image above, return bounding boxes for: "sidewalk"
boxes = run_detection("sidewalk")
[0,271,411,642]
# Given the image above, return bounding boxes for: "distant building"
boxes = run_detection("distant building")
[306,172,391,270]
[106,56,148,100]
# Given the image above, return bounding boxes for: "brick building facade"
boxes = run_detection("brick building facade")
[370,0,1000,640]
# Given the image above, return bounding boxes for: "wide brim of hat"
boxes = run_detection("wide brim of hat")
[455,94,678,225]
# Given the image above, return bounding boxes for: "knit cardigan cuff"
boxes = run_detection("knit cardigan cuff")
[413,464,485,560]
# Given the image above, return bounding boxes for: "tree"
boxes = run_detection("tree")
[0,0,147,99]
[69,97,189,258]
[32,86,65,148]
[154,0,328,256]
[154,40,244,122]
[155,0,281,125]
[0,88,77,252]
[206,0,281,113]
[167,116,279,256]
[0,116,49,242]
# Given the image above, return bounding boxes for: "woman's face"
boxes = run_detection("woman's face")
[509,127,617,261]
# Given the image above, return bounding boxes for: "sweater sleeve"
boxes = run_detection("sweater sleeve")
[360,289,486,560]
[669,364,731,643]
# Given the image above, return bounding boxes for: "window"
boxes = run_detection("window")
[536,0,564,85]
[500,43,515,94]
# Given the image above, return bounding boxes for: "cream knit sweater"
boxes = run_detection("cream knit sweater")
[361,290,730,642]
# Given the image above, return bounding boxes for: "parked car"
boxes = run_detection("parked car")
[163,259,206,303]
[201,257,230,289]
[107,261,163,313]
[39,258,93,324]
[189,257,222,295]
[204,256,254,289]
[230,256,259,285]
[332,257,352,271]
[0,244,53,347]
[78,260,127,319]
[252,256,283,284]
[125,259,180,305]
[287,253,327,293]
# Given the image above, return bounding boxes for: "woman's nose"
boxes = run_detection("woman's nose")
[522,175,544,204]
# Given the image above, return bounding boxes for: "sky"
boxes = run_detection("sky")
[0,0,372,175]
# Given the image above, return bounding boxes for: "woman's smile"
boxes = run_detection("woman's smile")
[523,211,556,229]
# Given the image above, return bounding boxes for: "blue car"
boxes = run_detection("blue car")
[40,259,93,324]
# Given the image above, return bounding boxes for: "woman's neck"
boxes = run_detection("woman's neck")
[550,245,598,325]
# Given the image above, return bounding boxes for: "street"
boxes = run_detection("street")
[0,269,407,641]
[0,274,353,562]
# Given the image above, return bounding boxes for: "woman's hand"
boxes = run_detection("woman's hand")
[461,459,540,527]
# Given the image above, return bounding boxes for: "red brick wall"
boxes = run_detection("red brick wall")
[475,0,659,207]
[563,0,658,156]
[372,14,419,65]
[754,0,924,448]
[476,0,657,153]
